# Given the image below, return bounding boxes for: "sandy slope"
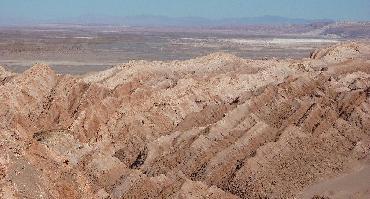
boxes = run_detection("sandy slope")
[0,42,369,198]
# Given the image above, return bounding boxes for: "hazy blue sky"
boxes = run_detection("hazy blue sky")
[1,0,369,21]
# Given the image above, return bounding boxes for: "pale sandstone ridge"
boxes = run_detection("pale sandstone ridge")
[0,42,369,198]
[310,42,369,62]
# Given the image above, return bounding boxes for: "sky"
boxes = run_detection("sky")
[0,0,369,22]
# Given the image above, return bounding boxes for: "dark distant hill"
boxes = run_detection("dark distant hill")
[321,22,370,38]
[65,15,333,26]
[0,15,333,27]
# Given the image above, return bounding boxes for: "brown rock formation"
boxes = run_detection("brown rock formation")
[0,42,369,198]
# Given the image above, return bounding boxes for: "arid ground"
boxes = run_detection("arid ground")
[0,38,369,198]
[0,24,358,74]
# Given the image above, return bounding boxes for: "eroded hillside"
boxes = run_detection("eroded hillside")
[0,42,369,198]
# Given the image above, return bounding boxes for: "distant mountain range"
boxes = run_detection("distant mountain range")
[0,15,334,27]
[64,15,333,26]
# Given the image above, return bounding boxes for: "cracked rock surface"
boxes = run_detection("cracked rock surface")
[0,42,369,198]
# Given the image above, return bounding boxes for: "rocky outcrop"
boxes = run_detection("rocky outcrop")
[0,43,369,198]
[0,65,14,85]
